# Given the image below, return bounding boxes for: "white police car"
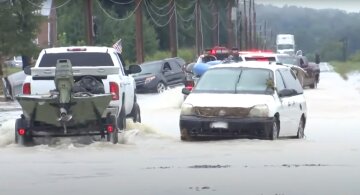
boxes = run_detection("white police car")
[180,61,307,141]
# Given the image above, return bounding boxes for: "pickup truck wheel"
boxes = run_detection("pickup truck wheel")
[156,82,166,93]
[15,118,33,146]
[130,102,141,123]
[117,105,126,130]
[107,115,118,144]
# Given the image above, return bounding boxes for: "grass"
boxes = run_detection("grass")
[330,61,360,79]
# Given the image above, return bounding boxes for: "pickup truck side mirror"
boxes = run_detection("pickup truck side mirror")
[24,66,31,75]
[127,65,141,74]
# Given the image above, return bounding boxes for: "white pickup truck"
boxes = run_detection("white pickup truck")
[22,46,142,131]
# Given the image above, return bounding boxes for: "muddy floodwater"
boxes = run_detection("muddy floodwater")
[1,72,360,195]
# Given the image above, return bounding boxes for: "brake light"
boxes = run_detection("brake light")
[18,128,26,136]
[185,80,194,91]
[109,82,119,100]
[210,49,216,55]
[107,125,114,133]
[23,83,31,94]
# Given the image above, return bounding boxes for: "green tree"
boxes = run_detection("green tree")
[0,0,43,76]
[57,1,159,63]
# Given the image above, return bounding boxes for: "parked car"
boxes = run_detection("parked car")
[5,56,23,68]
[180,61,307,141]
[132,58,186,93]
[1,71,26,100]
[293,55,320,88]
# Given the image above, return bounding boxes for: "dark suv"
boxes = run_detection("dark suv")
[295,55,320,89]
[132,57,186,93]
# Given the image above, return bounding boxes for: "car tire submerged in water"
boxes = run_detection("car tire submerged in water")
[180,128,194,141]
[266,118,279,140]
[129,101,141,123]
[296,118,305,139]
[156,82,166,93]
[107,115,118,144]
[15,118,33,146]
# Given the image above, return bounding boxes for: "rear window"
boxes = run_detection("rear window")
[38,52,114,67]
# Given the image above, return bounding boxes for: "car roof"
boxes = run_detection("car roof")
[209,61,289,71]
[43,46,116,54]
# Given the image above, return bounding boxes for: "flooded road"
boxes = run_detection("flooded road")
[1,72,360,195]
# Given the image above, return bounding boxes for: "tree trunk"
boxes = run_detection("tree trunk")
[0,55,4,77]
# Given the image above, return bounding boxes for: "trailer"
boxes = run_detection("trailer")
[15,59,119,146]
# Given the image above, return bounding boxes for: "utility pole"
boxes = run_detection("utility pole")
[253,0,256,48]
[135,0,144,63]
[264,20,267,49]
[85,0,93,45]
[227,0,234,49]
[195,0,201,56]
[238,10,242,50]
[169,0,177,57]
[248,0,252,49]
[243,0,247,50]
[211,1,219,46]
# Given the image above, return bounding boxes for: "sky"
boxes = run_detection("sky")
[255,0,360,13]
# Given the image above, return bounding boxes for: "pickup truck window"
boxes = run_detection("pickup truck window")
[38,53,114,67]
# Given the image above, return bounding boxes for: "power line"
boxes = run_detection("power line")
[96,0,141,21]
[199,2,218,30]
[25,0,72,9]
[145,0,174,17]
[143,0,175,27]
[147,0,172,10]
[108,0,135,5]
[175,0,196,10]
[176,5,195,23]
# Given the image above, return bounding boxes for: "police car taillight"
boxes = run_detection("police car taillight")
[185,80,195,91]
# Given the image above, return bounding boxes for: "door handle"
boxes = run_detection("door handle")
[43,70,52,74]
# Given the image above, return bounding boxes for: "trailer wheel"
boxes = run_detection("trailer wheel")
[107,115,118,144]
[15,118,33,146]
